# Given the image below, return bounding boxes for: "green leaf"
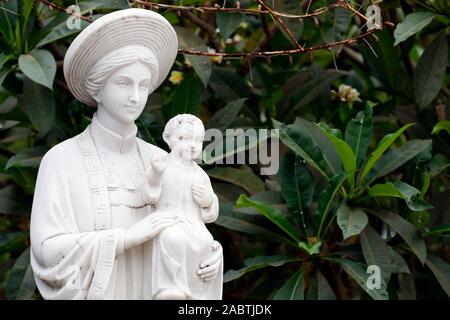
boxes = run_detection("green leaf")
[298,241,322,256]
[36,19,92,48]
[5,248,36,300]
[285,71,342,119]
[365,140,432,185]
[336,203,368,240]
[274,0,303,45]
[273,119,334,179]
[273,269,305,300]
[207,167,265,195]
[278,151,313,228]
[388,248,411,274]
[206,98,246,131]
[307,271,337,300]
[293,118,342,176]
[414,33,448,110]
[368,181,433,211]
[428,154,450,178]
[321,6,351,50]
[18,49,56,90]
[370,210,427,264]
[425,255,450,298]
[166,73,202,118]
[236,194,301,243]
[432,120,450,135]
[216,12,244,40]
[21,77,55,134]
[360,225,393,283]
[425,223,450,236]
[209,66,251,100]
[215,202,295,245]
[394,12,437,46]
[320,127,355,188]
[316,173,347,238]
[5,146,47,170]
[360,123,415,184]
[345,104,373,166]
[335,258,388,300]
[175,26,211,87]
[224,255,297,283]
[0,231,27,253]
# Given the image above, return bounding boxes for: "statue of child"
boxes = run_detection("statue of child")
[144,114,222,300]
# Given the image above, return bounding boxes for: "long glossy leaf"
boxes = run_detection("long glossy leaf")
[21,78,55,135]
[365,140,432,185]
[394,12,437,46]
[5,146,47,170]
[360,123,415,184]
[345,105,373,166]
[273,119,333,179]
[293,118,342,176]
[316,173,347,238]
[5,248,36,300]
[307,271,337,300]
[360,225,392,283]
[370,210,427,264]
[206,98,246,131]
[216,12,244,40]
[278,151,313,228]
[425,255,450,298]
[166,73,202,118]
[425,223,450,236]
[321,127,356,187]
[224,255,297,283]
[368,181,433,211]
[414,33,448,110]
[236,194,301,243]
[273,269,305,300]
[215,202,295,245]
[207,167,265,195]
[175,26,211,87]
[335,258,388,300]
[336,203,368,240]
[432,120,450,135]
[18,49,56,90]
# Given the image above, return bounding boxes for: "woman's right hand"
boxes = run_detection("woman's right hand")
[123,211,180,250]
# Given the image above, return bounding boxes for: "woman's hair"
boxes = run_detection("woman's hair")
[163,114,205,146]
[84,44,159,102]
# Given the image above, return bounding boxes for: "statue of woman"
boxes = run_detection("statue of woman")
[29,8,223,300]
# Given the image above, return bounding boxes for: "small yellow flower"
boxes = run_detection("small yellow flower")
[331,84,362,106]
[169,71,184,85]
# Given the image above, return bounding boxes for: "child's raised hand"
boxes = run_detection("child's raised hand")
[192,183,213,208]
[150,153,167,173]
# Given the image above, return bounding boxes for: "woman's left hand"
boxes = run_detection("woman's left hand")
[197,241,222,282]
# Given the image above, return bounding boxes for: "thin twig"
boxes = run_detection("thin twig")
[256,0,304,50]
[179,29,377,58]
[40,0,93,22]
[133,0,340,19]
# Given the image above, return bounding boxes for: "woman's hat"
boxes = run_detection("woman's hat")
[64,8,178,106]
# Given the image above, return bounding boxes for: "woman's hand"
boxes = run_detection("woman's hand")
[197,241,222,282]
[123,211,180,250]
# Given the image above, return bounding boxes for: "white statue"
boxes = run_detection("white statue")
[147,114,222,299]
[29,8,223,300]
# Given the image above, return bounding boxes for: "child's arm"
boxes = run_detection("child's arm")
[143,153,167,205]
[192,171,219,223]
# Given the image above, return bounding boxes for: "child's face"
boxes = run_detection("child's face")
[169,122,204,161]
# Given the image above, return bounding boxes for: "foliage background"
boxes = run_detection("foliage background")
[0,0,449,300]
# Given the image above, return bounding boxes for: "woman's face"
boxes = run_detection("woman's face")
[97,61,152,124]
